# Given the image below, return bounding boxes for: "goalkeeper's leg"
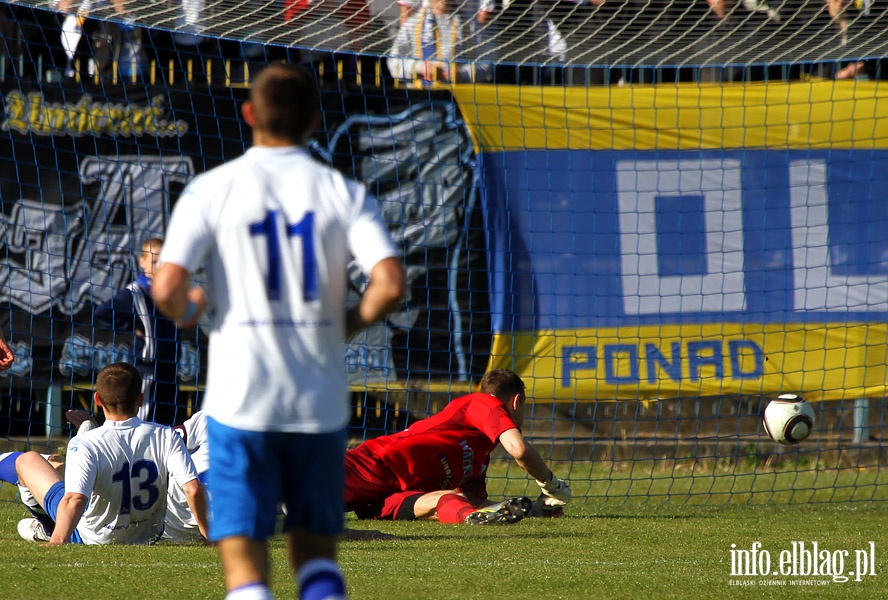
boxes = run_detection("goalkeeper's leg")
[381,490,534,524]
[436,494,532,525]
[386,490,479,523]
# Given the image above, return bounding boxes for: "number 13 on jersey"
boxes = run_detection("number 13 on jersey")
[249,210,317,302]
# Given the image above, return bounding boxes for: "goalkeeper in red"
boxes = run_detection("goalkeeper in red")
[345,369,571,525]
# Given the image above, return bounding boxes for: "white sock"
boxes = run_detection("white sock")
[225,583,272,600]
[18,485,44,514]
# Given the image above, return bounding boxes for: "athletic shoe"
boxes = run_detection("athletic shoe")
[464,496,532,525]
[17,518,51,542]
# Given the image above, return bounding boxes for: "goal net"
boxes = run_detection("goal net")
[0,0,886,507]
[4,0,888,68]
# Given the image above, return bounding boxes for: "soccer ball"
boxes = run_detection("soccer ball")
[763,394,815,445]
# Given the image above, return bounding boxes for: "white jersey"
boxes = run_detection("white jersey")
[65,417,199,545]
[164,411,209,542]
[161,146,397,433]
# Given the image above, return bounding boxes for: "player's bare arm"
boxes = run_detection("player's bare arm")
[0,327,14,371]
[152,263,206,327]
[498,427,552,482]
[48,492,88,546]
[498,428,571,505]
[181,478,210,540]
[346,256,406,338]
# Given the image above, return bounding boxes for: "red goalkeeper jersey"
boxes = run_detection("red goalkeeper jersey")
[359,392,519,499]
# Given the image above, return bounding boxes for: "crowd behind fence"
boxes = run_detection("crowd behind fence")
[1,1,886,87]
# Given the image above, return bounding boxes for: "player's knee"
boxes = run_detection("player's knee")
[15,451,46,484]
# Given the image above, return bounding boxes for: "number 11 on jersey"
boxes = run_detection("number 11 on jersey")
[249,210,318,301]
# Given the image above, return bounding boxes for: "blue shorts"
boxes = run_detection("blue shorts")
[43,482,83,544]
[206,418,346,542]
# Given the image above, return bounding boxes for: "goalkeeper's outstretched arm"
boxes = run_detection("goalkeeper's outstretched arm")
[498,428,571,506]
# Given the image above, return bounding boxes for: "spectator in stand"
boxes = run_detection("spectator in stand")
[54,0,93,78]
[705,0,731,23]
[539,0,606,84]
[53,0,144,79]
[387,0,491,85]
[475,0,495,25]
[831,1,881,78]
[398,0,420,26]
[824,0,851,44]
[702,0,780,28]
[834,56,887,81]
[481,0,558,84]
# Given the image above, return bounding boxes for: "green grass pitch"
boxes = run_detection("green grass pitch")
[0,481,886,600]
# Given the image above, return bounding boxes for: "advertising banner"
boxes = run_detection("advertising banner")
[0,80,489,390]
[453,81,888,401]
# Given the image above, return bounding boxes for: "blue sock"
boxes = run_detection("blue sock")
[298,559,345,600]
[0,452,23,484]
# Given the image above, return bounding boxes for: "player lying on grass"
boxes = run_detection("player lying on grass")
[0,362,208,545]
[66,400,556,531]
[22,408,392,542]
[345,368,572,525]
[69,407,211,543]
[1,408,211,544]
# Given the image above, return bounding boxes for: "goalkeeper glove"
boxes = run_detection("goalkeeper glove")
[528,494,565,518]
[536,472,571,506]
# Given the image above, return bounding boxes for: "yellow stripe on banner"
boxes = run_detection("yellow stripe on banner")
[486,323,888,403]
[450,81,888,153]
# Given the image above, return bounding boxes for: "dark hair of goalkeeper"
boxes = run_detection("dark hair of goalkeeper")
[480,369,526,404]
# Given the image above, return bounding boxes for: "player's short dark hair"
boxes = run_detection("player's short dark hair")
[249,63,320,144]
[142,238,163,252]
[95,362,142,415]
[479,369,525,403]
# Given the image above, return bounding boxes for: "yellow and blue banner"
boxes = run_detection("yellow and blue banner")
[452,81,888,402]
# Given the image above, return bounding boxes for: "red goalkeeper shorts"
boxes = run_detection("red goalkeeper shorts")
[345,444,421,520]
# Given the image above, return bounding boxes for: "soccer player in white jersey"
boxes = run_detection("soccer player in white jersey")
[152,63,407,600]
[36,407,392,543]
[13,407,210,544]
[164,410,209,542]
[13,362,209,545]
